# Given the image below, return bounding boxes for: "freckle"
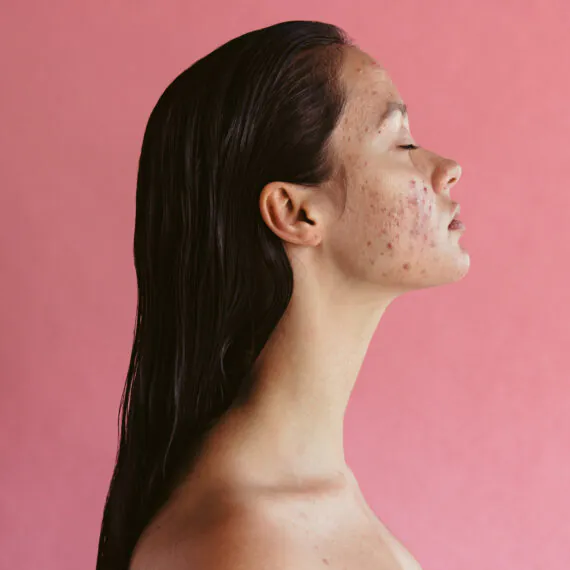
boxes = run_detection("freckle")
[367,240,372,246]
[387,242,393,249]
[403,263,411,270]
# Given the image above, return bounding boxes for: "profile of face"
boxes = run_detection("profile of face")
[321,46,469,294]
[261,45,469,299]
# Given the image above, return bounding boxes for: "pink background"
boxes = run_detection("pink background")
[1,2,569,569]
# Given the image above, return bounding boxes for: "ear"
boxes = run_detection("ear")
[258,181,325,247]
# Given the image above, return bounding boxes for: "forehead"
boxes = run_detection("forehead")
[340,47,402,111]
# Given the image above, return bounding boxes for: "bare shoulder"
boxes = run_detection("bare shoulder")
[131,495,302,570]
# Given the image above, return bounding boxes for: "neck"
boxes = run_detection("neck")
[198,265,398,490]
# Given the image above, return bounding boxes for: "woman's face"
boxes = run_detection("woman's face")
[324,46,469,293]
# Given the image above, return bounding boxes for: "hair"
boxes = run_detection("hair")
[96,20,353,570]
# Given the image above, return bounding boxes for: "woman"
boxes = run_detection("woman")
[96,20,468,570]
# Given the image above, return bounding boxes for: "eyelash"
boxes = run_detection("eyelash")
[399,144,419,150]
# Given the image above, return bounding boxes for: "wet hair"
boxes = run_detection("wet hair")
[96,20,353,569]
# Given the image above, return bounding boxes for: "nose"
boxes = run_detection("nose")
[432,158,462,195]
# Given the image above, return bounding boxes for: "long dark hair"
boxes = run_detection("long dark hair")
[96,20,353,569]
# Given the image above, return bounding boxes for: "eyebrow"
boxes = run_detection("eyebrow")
[376,102,408,128]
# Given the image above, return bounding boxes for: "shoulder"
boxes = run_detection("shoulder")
[131,495,303,570]
[189,506,300,569]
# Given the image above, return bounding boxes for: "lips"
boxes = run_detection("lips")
[448,219,465,231]
[448,204,465,231]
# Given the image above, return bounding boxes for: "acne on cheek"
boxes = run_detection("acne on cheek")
[406,180,435,239]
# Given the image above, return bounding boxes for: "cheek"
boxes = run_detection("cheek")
[363,178,437,252]
[405,184,437,243]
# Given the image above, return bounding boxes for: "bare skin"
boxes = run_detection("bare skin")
[130,45,468,570]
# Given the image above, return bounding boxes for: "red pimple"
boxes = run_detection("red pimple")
[409,180,416,188]
[403,263,410,270]
[423,186,428,193]
[387,242,393,249]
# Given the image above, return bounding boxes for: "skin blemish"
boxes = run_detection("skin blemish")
[408,196,419,206]
[322,559,330,566]
[409,180,416,188]
[403,263,411,270]
[387,242,393,249]
[367,240,372,246]
[423,186,428,193]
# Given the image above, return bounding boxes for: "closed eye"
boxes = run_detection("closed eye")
[399,144,419,150]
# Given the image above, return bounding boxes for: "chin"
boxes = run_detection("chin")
[436,251,470,286]
[414,252,471,290]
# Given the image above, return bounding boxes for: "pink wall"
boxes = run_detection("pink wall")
[1,2,569,569]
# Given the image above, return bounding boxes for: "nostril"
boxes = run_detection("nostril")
[448,177,457,185]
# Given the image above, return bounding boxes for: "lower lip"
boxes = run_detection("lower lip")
[448,219,465,231]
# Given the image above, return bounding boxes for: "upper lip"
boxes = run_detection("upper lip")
[450,204,461,221]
